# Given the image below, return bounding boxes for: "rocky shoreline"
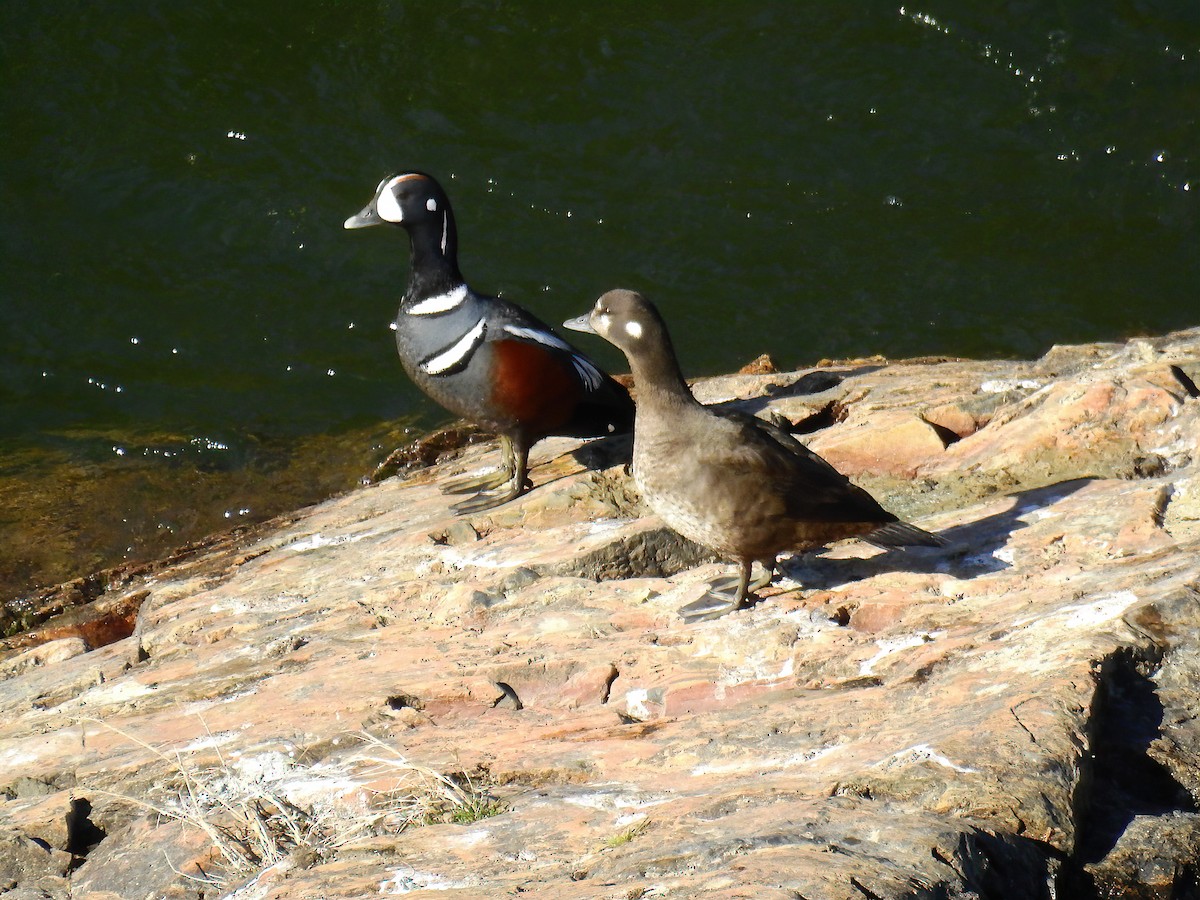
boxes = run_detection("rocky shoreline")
[2,328,1198,899]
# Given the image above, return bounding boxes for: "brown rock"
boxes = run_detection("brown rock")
[809,410,947,477]
[0,638,90,679]
[0,327,1197,899]
[71,817,217,899]
[1083,813,1200,898]
[0,829,71,884]
[737,353,779,375]
[922,402,981,440]
[4,791,74,852]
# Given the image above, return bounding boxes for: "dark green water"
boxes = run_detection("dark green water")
[2,1,1198,601]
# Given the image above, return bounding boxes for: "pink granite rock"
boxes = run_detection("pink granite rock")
[0,328,1197,899]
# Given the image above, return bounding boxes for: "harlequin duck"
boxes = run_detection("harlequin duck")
[564,289,944,621]
[345,173,634,514]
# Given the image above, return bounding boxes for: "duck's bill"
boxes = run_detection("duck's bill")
[562,314,596,334]
[343,203,382,229]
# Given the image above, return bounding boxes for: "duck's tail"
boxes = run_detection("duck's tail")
[864,520,946,550]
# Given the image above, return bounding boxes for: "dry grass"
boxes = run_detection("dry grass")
[87,720,505,888]
[349,733,507,827]
[600,816,651,850]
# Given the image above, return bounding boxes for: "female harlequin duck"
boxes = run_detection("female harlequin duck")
[565,289,944,621]
[345,173,634,514]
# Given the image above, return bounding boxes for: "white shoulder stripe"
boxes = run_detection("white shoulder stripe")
[420,318,487,376]
[501,325,605,391]
[570,356,605,391]
[501,323,571,350]
[408,284,468,316]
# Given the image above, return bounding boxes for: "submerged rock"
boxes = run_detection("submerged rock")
[0,328,1198,899]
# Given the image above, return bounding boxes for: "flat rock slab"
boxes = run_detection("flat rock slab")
[1,329,1198,899]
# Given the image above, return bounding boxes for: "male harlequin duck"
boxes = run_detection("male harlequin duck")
[564,289,944,621]
[345,172,634,514]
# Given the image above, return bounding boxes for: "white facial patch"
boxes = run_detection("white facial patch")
[595,313,612,334]
[624,320,643,339]
[376,176,405,223]
[426,198,438,212]
[408,284,468,316]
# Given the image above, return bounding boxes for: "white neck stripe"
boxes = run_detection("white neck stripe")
[420,318,486,375]
[408,284,468,316]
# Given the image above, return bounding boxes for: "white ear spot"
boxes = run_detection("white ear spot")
[426,198,438,212]
[624,320,643,339]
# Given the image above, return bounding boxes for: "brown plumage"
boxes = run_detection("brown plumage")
[565,289,943,621]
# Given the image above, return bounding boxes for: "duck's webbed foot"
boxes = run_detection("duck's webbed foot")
[677,560,774,623]
[446,435,530,515]
[449,474,535,515]
[441,467,512,495]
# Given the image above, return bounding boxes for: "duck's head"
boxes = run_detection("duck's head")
[563,289,668,356]
[344,171,451,231]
